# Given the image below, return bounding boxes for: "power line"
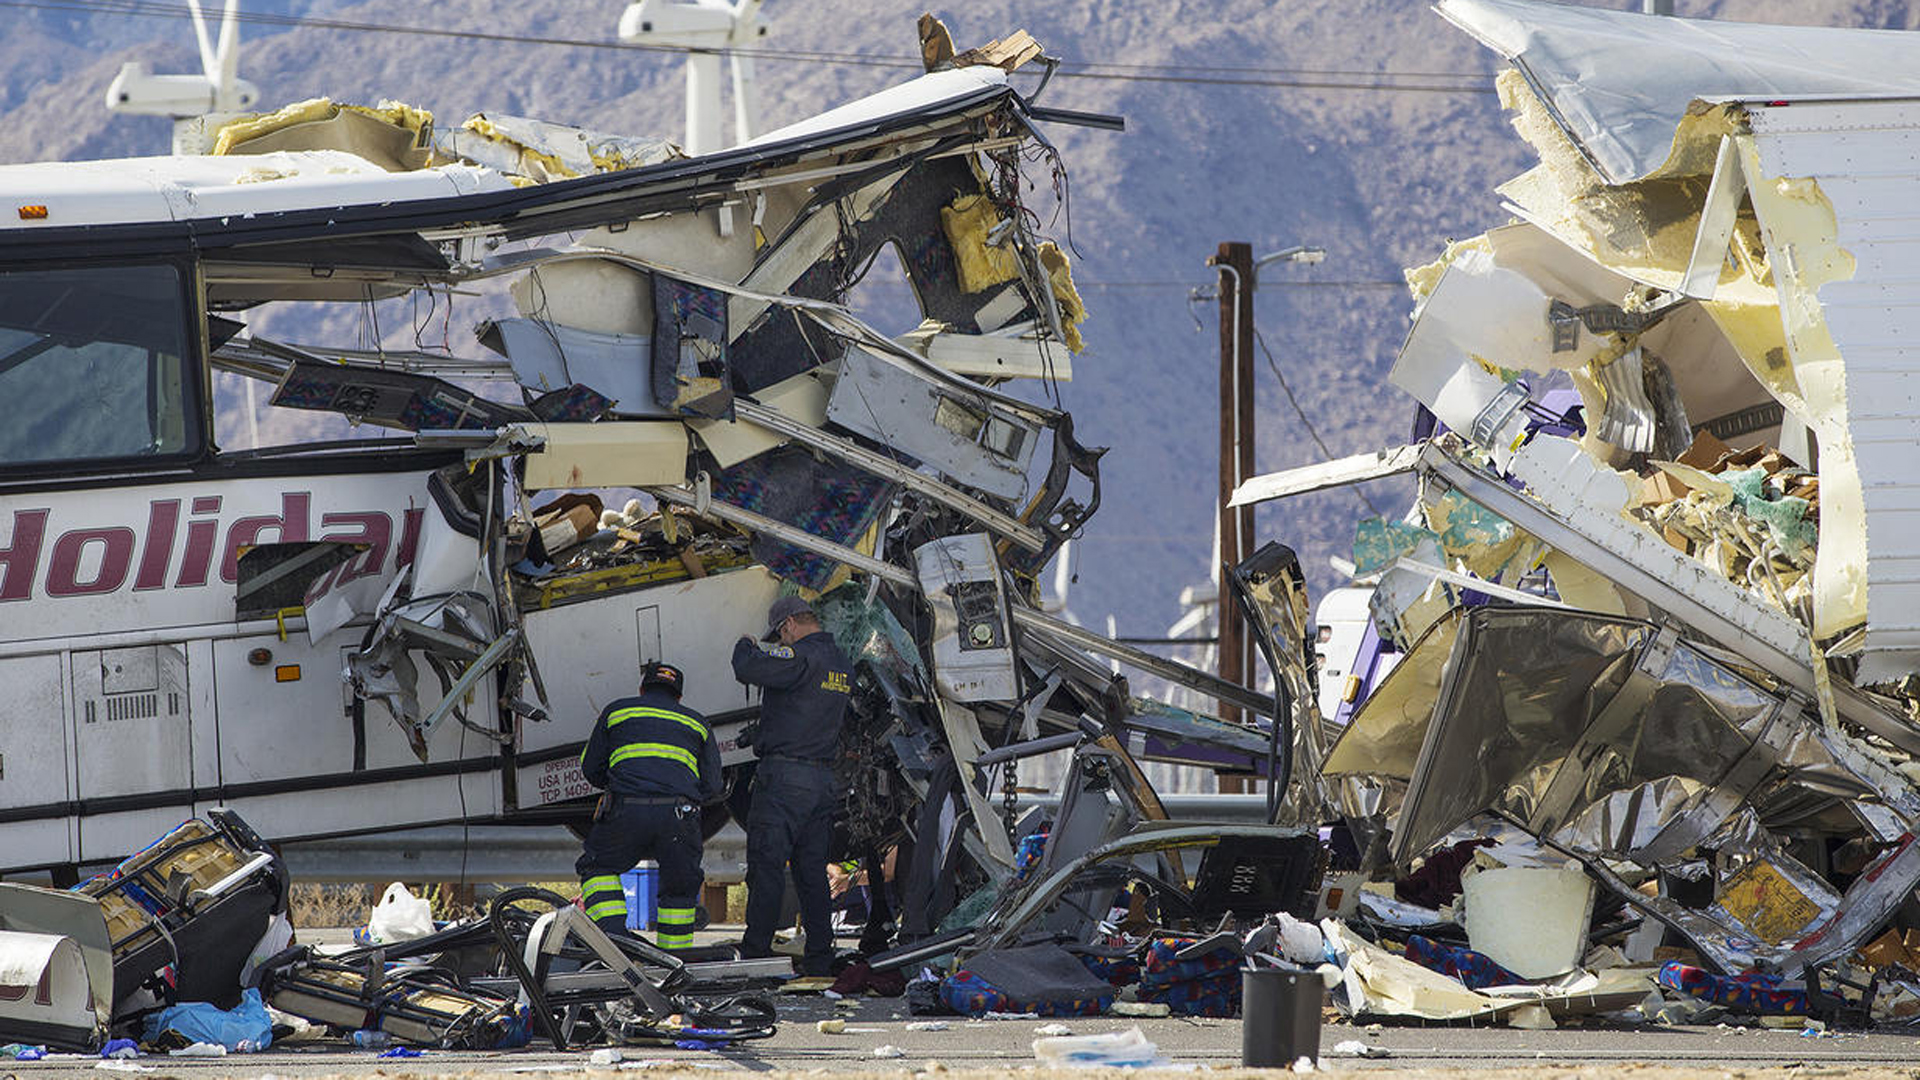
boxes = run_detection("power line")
[7,0,1497,95]
[1253,326,1384,519]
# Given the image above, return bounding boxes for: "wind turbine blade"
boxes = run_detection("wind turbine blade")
[215,0,242,96]
[186,0,220,84]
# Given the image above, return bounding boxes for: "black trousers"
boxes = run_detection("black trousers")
[576,799,703,948]
[742,758,836,974]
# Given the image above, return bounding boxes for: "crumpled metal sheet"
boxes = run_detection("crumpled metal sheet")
[346,592,499,762]
[1322,604,1903,866]
[1228,542,1329,824]
[1581,827,1920,977]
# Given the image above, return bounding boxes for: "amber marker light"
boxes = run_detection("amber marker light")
[17,206,47,220]
[274,665,302,683]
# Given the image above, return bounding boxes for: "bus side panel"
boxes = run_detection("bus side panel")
[0,653,75,867]
[514,567,779,808]
[204,631,504,839]
[72,643,194,862]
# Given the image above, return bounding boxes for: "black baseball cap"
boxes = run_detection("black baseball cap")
[762,595,815,640]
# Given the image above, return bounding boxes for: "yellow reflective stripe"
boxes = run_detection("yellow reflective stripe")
[586,899,628,920]
[582,875,623,895]
[609,706,709,740]
[656,934,695,949]
[609,742,699,774]
[655,906,697,923]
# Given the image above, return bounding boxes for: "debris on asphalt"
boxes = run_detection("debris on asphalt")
[11,0,1920,1069]
[1031,1027,1168,1069]
[1327,1039,1391,1059]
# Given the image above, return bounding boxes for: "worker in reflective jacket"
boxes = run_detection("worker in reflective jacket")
[576,662,721,949]
[731,595,853,976]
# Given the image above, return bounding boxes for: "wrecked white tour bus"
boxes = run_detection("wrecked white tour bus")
[0,28,1298,890]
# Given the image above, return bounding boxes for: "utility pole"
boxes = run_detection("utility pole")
[1210,242,1257,729]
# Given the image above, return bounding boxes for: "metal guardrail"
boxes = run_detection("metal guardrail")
[276,797,1276,883]
[278,824,748,884]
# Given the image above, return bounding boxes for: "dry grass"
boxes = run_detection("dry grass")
[288,880,594,929]
[287,882,375,929]
[287,879,749,930]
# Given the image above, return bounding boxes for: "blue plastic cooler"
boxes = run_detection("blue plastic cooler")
[619,861,658,932]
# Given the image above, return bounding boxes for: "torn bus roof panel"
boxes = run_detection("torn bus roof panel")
[444,114,680,180]
[0,151,513,230]
[895,322,1072,382]
[736,67,1010,150]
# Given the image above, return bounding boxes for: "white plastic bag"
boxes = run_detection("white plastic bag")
[1031,1027,1169,1069]
[366,883,433,943]
[240,912,294,987]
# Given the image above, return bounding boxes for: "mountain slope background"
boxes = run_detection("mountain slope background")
[1,0,1911,642]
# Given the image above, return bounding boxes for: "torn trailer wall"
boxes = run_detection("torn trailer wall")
[1210,0,1920,1025]
[1422,0,1920,683]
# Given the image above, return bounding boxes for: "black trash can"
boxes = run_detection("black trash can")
[1242,968,1324,1067]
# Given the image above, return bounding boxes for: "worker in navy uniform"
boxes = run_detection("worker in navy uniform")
[576,662,720,950]
[731,595,853,976]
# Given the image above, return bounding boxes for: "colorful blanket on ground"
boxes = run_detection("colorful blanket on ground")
[1139,936,1241,1017]
[1404,934,1526,990]
[1078,952,1141,988]
[1657,961,1807,1016]
[937,968,1112,1018]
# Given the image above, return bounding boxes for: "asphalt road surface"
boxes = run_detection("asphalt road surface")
[17,994,1920,1078]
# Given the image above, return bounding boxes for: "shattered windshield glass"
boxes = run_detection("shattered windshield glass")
[0,263,197,467]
